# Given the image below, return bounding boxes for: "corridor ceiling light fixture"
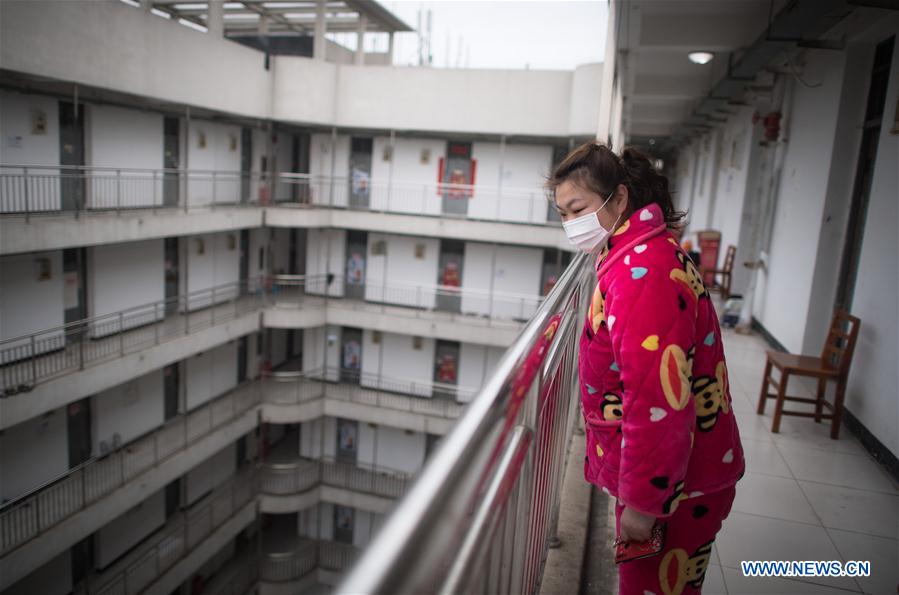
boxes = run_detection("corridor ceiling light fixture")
[688,51,715,65]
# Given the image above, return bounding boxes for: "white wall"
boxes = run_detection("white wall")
[300,417,337,460]
[0,250,64,351]
[309,133,350,207]
[185,340,239,410]
[92,369,164,456]
[302,325,340,380]
[186,120,242,206]
[184,442,237,506]
[360,329,435,397]
[843,33,899,456]
[305,228,346,296]
[460,242,543,318]
[753,50,847,352]
[457,343,506,403]
[469,142,553,224]
[364,233,439,307]
[185,231,241,307]
[357,424,425,474]
[0,90,61,212]
[0,408,68,502]
[88,239,164,329]
[94,488,166,569]
[369,136,445,215]
[569,63,604,136]
[87,104,163,208]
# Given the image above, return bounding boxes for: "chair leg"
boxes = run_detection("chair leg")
[757,360,772,415]
[831,379,847,440]
[814,378,826,423]
[772,371,789,434]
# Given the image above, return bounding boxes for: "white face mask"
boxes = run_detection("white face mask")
[561,190,620,253]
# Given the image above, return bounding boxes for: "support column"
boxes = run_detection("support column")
[387,32,395,65]
[354,15,367,65]
[206,0,224,37]
[314,0,327,61]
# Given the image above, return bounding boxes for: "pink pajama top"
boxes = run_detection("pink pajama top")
[578,203,745,518]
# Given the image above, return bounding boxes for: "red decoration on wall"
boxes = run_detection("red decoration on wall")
[763,112,782,143]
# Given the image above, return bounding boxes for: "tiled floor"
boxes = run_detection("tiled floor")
[705,328,899,595]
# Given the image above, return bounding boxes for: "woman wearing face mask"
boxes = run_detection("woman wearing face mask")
[548,143,744,595]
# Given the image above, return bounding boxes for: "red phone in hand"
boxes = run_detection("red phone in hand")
[614,522,667,564]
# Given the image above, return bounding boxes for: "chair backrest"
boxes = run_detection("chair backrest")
[722,245,736,274]
[820,310,861,376]
[696,230,721,285]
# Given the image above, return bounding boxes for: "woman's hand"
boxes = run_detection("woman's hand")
[619,506,656,543]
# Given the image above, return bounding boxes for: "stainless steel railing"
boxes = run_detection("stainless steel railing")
[0,165,559,226]
[0,383,260,556]
[338,251,592,595]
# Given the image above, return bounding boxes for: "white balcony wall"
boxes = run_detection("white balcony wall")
[305,229,346,297]
[87,104,163,208]
[369,136,445,215]
[0,90,60,212]
[3,551,71,595]
[92,369,164,457]
[95,488,166,569]
[844,35,899,456]
[0,407,67,502]
[364,234,439,307]
[299,417,338,460]
[187,120,242,206]
[753,49,847,353]
[0,1,271,119]
[0,250,64,354]
[184,231,241,308]
[568,63,604,136]
[185,442,237,507]
[185,341,239,411]
[457,343,506,404]
[88,239,164,333]
[470,142,553,224]
[358,424,425,475]
[360,329,435,397]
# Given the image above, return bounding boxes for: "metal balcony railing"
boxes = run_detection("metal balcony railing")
[338,252,592,595]
[77,469,257,595]
[0,165,559,227]
[260,539,358,583]
[262,367,470,417]
[0,383,260,557]
[260,456,411,500]
[0,278,263,393]
[269,273,543,324]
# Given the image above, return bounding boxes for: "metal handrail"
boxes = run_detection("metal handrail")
[0,383,260,556]
[338,251,592,595]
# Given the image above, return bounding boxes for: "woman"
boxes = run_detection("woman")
[548,143,744,595]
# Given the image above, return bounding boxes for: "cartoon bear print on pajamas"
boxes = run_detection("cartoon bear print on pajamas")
[669,250,708,301]
[601,392,623,421]
[658,540,715,595]
[692,361,731,432]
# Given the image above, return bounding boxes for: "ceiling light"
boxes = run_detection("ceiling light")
[688,51,715,65]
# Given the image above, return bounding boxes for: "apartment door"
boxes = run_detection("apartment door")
[296,133,311,203]
[835,36,894,310]
[239,229,249,293]
[63,247,87,344]
[433,340,460,399]
[237,336,248,384]
[163,363,180,420]
[164,478,181,518]
[333,505,355,544]
[163,117,180,207]
[345,231,368,301]
[336,418,358,464]
[164,237,180,314]
[240,127,252,203]
[436,240,464,313]
[67,398,92,468]
[59,101,85,211]
[348,137,373,209]
[442,141,473,216]
[340,328,363,384]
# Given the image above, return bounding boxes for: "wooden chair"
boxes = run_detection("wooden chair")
[756,310,861,439]
[696,230,721,287]
[706,245,736,299]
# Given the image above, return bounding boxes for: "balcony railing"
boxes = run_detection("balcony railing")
[269,274,543,324]
[338,251,591,595]
[262,367,470,417]
[0,278,263,393]
[80,469,257,595]
[1,165,559,227]
[260,539,359,583]
[0,383,260,557]
[260,456,411,501]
